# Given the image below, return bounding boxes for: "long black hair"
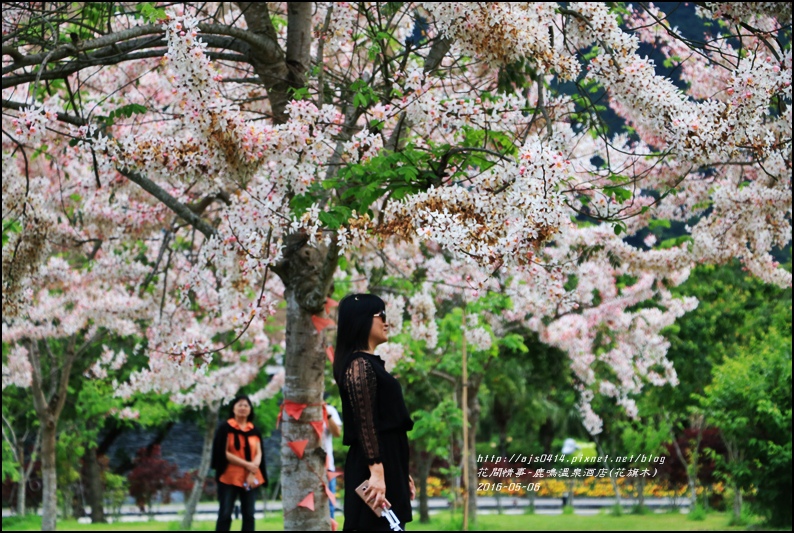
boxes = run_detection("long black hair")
[228,394,255,423]
[333,293,386,386]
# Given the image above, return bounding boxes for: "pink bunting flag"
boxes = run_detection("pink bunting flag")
[297,491,315,511]
[325,297,339,315]
[325,345,334,363]
[310,420,324,441]
[284,400,308,420]
[331,518,339,531]
[325,482,337,507]
[312,315,334,333]
[287,439,309,459]
[327,470,342,480]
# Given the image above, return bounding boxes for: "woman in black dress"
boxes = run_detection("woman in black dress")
[333,293,415,530]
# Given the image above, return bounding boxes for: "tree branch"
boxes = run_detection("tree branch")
[27,340,49,418]
[118,169,217,238]
[424,37,452,74]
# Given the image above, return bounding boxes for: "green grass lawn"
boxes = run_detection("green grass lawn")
[1,510,772,531]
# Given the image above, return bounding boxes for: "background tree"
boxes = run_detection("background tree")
[3,3,791,530]
[698,324,792,527]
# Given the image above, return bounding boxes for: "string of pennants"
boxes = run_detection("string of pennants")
[279,297,341,529]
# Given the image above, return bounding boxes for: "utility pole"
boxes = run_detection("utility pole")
[462,306,469,531]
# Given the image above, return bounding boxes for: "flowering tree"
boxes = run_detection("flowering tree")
[3,2,790,530]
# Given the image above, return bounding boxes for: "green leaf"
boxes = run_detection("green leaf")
[137,3,167,23]
[607,186,632,203]
[658,235,693,249]
[648,219,671,230]
[31,144,49,160]
[396,165,419,182]
[289,87,310,101]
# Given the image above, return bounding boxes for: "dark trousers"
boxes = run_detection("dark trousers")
[216,481,258,531]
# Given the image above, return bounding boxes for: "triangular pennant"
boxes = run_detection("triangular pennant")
[325,298,339,315]
[330,518,339,531]
[310,420,324,440]
[287,439,309,459]
[284,400,308,420]
[327,470,343,480]
[325,482,337,507]
[325,345,334,363]
[297,491,315,511]
[312,315,335,333]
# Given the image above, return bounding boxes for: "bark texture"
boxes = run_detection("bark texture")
[417,452,432,523]
[39,425,58,530]
[273,234,338,530]
[84,437,105,523]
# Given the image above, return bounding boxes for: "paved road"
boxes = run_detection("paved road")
[4,497,690,523]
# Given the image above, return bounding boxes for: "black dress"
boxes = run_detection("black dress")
[339,351,414,530]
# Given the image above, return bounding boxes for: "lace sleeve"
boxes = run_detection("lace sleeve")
[343,357,381,464]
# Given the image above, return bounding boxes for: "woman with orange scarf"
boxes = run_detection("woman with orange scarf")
[211,395,268,531]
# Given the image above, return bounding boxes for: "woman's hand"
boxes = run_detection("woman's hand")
[364,463,387,510]
[246,462,259,475]
[245,471,259,489]
[408,475,416,500]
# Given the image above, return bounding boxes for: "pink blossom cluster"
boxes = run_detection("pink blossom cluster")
[85,345,128,380]
[407,285,439,349]
[318,2,358,55]
[10,100,61,146]
[421,3,579,79]
[249,368,285,406]
[2,345,32,390]
[702,2,792,26]
[109,407,141,420]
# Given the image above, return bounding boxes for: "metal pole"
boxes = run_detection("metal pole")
[462,306,469,531]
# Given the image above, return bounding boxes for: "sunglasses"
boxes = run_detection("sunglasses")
[374,310,387,323]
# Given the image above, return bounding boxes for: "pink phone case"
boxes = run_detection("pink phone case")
[355,480,389,517]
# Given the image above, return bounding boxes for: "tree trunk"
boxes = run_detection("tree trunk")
[281,288,330,530]
[527,481,536,513]
[417,452,432,523]
[181,404,220,530]
[40,421,58,531]
[638,475,645,509]
[732,483,742,521]
[16,478,27,517]
[84,421,106,523]
[70,480,85,519]
[273,234,337,531]
[595,440,621,508]
[670,432,697,508]
[16,450,27,516]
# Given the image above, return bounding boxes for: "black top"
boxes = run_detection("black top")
[210,420,268,485]
[339,351,414,464]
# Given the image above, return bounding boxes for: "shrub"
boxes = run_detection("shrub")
[104,472,128,520]
[127,445,180,513]
[687,503,707,521]
[631,503,651,515]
